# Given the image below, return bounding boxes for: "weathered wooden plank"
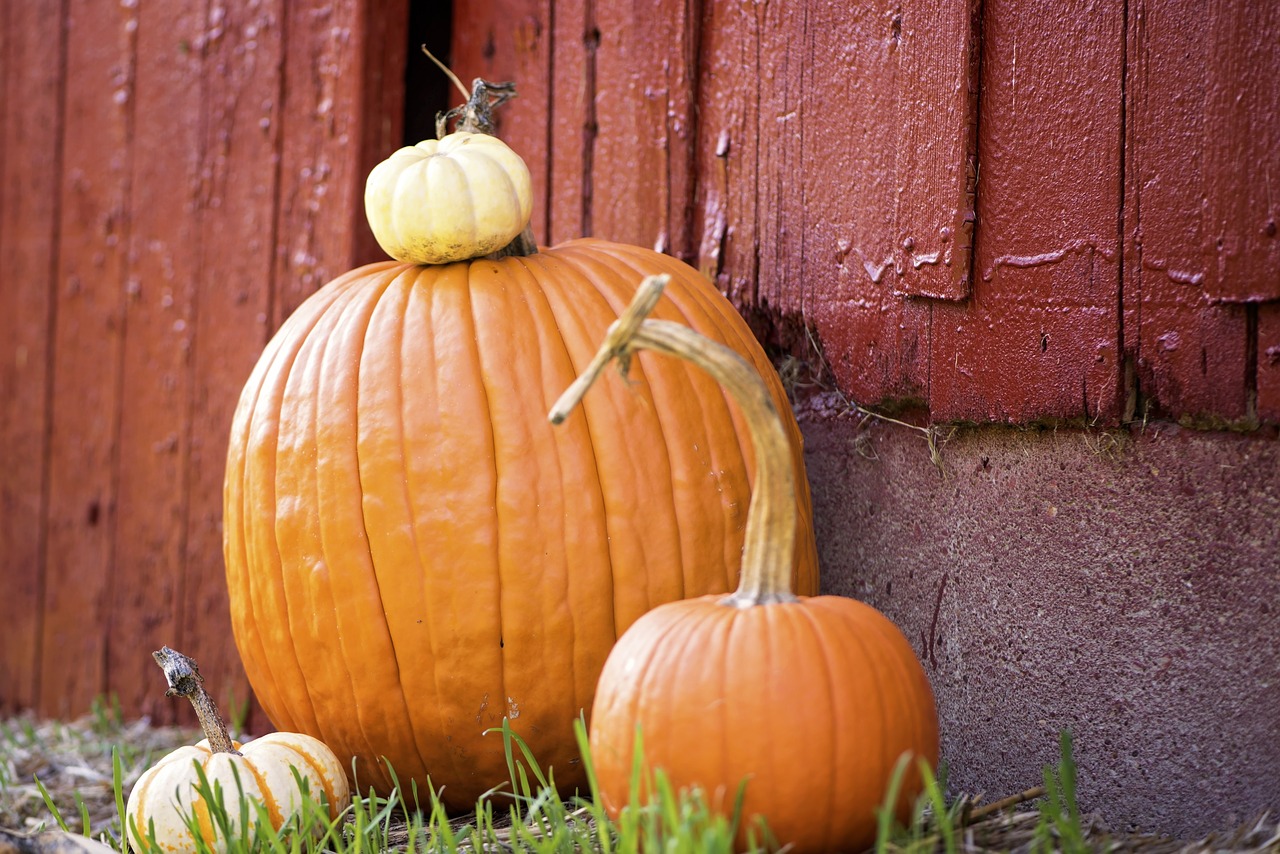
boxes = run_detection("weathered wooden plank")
[691,0,765,306]
[588,0,698,255]
[176,0,287,736]
[348,0,411,264]
[1123,0,1249,422]
[546,0,590,246]
[272,0,408,327]
[930,0,1124,423]
[739,0,806,314]
[893,0,980,300]
[38,0,134,718]
[791,1,932,404]
[451,0,553,245]
[1258,305,1280,425]
[0,0,61,715]
[1199,0,1279,303]
[105,0,205,723]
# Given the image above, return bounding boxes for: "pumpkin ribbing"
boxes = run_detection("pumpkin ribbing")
[223,240,819,808]
[562,277,940,853]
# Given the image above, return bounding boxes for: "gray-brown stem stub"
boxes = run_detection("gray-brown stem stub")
[152,646,240,755]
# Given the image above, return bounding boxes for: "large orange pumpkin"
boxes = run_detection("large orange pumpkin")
[565,277,939,853]
[223,235,819,808]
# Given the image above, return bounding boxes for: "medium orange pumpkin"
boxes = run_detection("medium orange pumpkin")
[223,233,819,805]
[561,277,940,853]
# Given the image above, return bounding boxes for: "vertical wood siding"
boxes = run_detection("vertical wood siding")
[451,0,1277,427]
[0,0,407,724]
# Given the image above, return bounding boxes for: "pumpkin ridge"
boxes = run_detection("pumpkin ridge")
[786,603,843,852]
[518,252,625,638]
[351,266,453,788]
[462,261,511,754]
[504,255,590,738]
[640,601,722,797]
[645,273,755,595]
[317,269,426,791]
[271,738,343,819]
[407,264,503,796]
[235,276,374,738]
[578,242,819,595]
[370,267,448,786]
[274,274,391,766]
[227,268,391,737]
[554,243,759,593]
[802,599,892,831]
[835,597,940,780]
[237,756,285,830]
[522,252,645,715]
[406,267,473,791]
[594,599,705,809]
[530,249,676,622]
[226,335,294,731]
[547,248,692,611]
[227,277,364,732]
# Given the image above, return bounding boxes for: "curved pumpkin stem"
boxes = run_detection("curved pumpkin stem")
[431,72,538,260]
[152,646,241,755]
[549,275,799,607]
[420,52,538,260]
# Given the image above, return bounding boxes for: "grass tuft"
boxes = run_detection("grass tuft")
[5,712,1277,853]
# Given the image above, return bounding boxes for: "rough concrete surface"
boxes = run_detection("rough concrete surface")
[800,409,1279,838]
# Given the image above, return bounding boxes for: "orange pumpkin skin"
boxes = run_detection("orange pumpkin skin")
[222,238,819,809]
[588,594,940,854]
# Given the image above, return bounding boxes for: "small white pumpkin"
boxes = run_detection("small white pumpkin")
[124,648,349,854]
[364,131,533,264]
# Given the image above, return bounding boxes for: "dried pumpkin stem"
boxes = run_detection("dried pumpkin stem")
[432,73,539,260]
[152,646,240,755]
[549,275,799,607]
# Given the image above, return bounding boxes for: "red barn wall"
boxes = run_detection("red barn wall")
[0,0,408,728]
[450,0,1279,837]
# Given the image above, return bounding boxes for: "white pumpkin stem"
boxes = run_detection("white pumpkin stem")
[549,275,800,607]
[152,646,241,755]
[420,45,470,102]
[435,77,517,138]
[430,73,540,260]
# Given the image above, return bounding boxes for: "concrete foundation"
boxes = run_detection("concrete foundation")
[800,407,1279,838]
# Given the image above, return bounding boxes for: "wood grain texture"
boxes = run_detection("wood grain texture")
[0,0,63,715]
[893,0,980,300]
[39,0,136,718]
[795,1,933,405]
[272,0,407,327]
[105,0,205,723]
[1199,0,1279,304]
[1259,304,1280,424]
[451,0,1273,426]
[590,0,699,255]
[180,0,288,735]
[1122,0,1252,423]
[546,0,591,246]
[451,0,555,244]
[930,1,1124,423]
[0,0,408,721]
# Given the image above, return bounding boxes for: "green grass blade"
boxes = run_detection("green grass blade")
[918,757,956,854]
[76,790,92,837]
[875,752,913,854]
[33,774,71,832]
